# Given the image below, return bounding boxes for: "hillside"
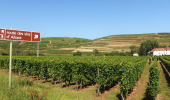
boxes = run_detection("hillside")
[1,33,170,56]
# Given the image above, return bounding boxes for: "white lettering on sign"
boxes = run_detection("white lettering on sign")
[6,35,10,38]
[1,30,4,33]
[11,36,22,39]
[34,35,38,39]
[6,31,16,35]
[24,33,30,36]
[17,32,23,35]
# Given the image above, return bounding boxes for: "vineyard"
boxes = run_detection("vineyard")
[0,56,170,100]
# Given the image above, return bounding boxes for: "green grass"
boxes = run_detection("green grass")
[0,69,48,100]
[0,68,116,100]
[0,67,124,100]
[106,90,120,100]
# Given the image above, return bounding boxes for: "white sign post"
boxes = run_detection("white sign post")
[9,28,13,88]
[37,42,39,57]
[9,40,12,88]
[0,28,41,88]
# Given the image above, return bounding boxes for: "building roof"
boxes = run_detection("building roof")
[150,48,170,52]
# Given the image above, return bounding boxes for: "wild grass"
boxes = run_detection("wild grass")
[0,69,105,100]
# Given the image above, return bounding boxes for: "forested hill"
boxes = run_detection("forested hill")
[0,33,170,56]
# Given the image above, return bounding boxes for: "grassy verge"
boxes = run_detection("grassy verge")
[0,69,114,100]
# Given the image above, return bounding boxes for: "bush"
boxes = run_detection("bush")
[149,57,152,65]
[76,40,80,42]
[105,53,110,56]
[95,53,103,56]
[93,49,99,56]
[73,51,82,56]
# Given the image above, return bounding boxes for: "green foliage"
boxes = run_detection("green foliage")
[120,58,147,98]
[0,56,148,98]
[160,56,170,72]
[76,40,80,42]
[149,56,152,65]
[73,51,82,56]
[147,60,160,99]
[139,40,159,56]
[110,51,119,56]
[93,49,99,56]
[105,51,131,56]
[159,45,167,48]
[129,45,137,55]
[95,53,103,56]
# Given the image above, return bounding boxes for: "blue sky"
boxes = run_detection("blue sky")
[1,0,170,40]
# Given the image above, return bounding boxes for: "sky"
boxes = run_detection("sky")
[1,0,170,40]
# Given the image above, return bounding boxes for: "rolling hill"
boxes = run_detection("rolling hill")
[1,33,170,56]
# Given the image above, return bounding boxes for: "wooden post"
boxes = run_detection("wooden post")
[121,91,125,100]
[61,76,63,88]
[65,81,67,86]
[97,67,100,96]
[69,80,70,86]
[40,77,42,83]
[32,75,34,81]
[80,79,82,89]
[75,81,78,91]
[19,71,21,77]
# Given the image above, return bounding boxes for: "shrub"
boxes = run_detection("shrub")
[73,51,82,56]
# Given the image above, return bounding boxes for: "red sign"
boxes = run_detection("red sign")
[32,32,40,42]
[0,29,5,40]
[0,28,40,42]
[5,29,32,41]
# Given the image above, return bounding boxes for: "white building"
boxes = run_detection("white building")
[150,48,170,56]
[133,53,139,56]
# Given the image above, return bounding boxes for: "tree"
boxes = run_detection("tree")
[93,49,99,56]
[129,45,137,56]
[76,40,80,42]
[139,40,159,56]
[73,51,82,56]
[61,38,65,41]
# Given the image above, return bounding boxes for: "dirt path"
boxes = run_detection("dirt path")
[157,61,170,100]
[126,60,150,100]
[19,41,25,45]
[49,40,52,44]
